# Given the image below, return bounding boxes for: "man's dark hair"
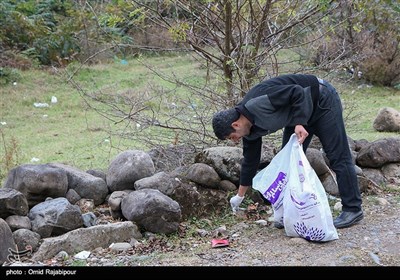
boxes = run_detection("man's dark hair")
[212,108,240,140]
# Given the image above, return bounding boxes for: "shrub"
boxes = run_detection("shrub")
[356,30,400,86]
[0,50,32,70]
[0,67,21,85]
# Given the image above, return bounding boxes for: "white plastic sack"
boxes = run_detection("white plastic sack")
[282,135,338,242]
[252,134,297,225]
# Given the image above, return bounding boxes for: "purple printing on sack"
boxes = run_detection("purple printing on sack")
[263,172,287,204]
[290,191,318,207]
[299,173,305,183]
[293,222,325,242]
[290,192,306,206]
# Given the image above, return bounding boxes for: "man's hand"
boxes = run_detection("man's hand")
[230,194,244,213]
[294,125,309,144]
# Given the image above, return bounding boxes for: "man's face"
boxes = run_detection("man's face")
[226,130,242,144]
[226,119,251,143]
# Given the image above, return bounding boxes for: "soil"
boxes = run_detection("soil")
[120,192,400,267]
[5,191,400,268]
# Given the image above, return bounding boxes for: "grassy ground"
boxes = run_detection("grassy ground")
[336,82,400,141]
[0,53,399,184]
[0,53,206,183]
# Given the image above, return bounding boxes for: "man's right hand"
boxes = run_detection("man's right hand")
[294,125,309,144]
[230,194,244,213]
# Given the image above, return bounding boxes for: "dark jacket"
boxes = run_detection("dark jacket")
[235,74,320,186]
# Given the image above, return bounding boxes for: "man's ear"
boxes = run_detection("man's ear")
[231,121,240,129]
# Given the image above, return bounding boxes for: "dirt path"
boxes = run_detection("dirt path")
[125,192,400,267]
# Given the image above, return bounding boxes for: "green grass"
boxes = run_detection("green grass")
[0,54,206,183]
[338,84,400,141]
[1,53,399,185]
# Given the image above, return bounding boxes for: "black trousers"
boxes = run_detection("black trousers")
[282,79,362,213]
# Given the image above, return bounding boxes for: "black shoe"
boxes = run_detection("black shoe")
[274,221,284,229]
[333,210,364,229]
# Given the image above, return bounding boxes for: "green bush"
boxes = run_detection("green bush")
[0,67,21,85]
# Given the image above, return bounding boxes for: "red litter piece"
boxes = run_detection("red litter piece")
[211,239,229,248]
